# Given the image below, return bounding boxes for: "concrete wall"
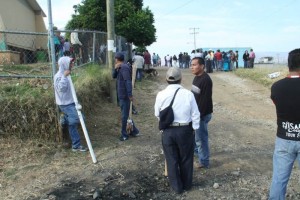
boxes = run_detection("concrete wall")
[0,0,47,50]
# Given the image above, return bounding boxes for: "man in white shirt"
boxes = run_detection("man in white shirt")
[154,67,200,194]
[70,30,82,63]
[133,52,145,82]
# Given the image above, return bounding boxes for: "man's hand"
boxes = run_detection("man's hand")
[129,96,134,102]
[64,70,71,77]
[115,62,121,69]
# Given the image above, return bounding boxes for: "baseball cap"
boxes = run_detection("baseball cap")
[115,52,124,61]
[166,67,182,82]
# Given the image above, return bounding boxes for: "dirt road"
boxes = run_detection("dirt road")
[1,67,300,200]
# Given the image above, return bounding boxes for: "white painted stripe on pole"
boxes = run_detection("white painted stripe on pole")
[68,76,97,163]
[107,40,114,51]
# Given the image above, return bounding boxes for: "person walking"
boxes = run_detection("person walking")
[268,49,300,200]
[54,56,87,152]
[112,52,139,141]
[190,57,213,169]
[154,67,200,194]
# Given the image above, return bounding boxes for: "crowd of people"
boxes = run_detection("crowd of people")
[55,44,300,199]
[159,48,256,73]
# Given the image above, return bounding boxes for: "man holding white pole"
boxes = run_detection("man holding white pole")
[54,56,87,152]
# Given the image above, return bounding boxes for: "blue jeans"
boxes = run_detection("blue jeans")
[59,103,81,149]
[119,98,139,138]
[195,114,212,167]
[136,69,143,81]
[269,137,300,200]
[244,61,248,68]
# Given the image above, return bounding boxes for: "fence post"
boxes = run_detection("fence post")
[93,32,96,63]
[47,0,56,77]
[47,0,64,142]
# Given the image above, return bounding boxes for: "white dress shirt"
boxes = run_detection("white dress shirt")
[154,84,200,130]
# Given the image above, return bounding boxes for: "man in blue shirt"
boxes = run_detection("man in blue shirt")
[112,52,139,141]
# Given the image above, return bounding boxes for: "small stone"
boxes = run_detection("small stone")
[241,178,248,185]
[231,171,240,176]
[128,191,136,198]
[213,183,220,189]
[93,190,101,199]
[48,195,57,200]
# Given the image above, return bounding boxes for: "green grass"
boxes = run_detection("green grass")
[0,64,111,99]
[234,64,288,88]
[3,65,33,71]
[73,64,111,93]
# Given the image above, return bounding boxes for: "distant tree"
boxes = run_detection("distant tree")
[65,0,156,46]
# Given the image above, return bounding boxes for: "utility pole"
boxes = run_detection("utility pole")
[106,0,117,104]
[189,28,199,51]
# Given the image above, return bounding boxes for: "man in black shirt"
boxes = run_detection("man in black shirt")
[191,57,213,169]
[269,49,300,199]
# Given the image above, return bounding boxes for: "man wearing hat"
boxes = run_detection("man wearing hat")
[113,52,139,141]
[154,67,200,194]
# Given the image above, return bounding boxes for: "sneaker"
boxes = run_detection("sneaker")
[72,145,88,152]
[119,136,128,141]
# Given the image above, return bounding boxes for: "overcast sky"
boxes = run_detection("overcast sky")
[37,0,299,57]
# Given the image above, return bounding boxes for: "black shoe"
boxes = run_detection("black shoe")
[119,136,128,141]
[129,132,140,137]
[132,110,138,115]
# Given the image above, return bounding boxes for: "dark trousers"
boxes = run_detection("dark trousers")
[162,125,194,193]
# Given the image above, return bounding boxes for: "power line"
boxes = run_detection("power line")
[163,0,196,17]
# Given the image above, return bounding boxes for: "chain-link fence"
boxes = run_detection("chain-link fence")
[0,29,128,139]
[0,29,128,78]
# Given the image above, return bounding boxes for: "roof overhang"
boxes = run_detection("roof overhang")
[26,0,46,17]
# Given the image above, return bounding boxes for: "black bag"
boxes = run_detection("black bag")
[159,88,180,130]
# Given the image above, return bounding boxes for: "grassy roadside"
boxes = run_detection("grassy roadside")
[0,64,111,140]
[233,64,288,88]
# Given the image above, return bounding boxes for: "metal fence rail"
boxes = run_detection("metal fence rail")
[0,30,127,78]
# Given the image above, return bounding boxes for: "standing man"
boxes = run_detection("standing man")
[133,52,145,82]
[249,48,256,68]
[243,50,249,68]
[190,57,213,169]
[178,52,183,68]
[154,67,200,194]
[269,49,300,199]
[112,52,139,141]
[70,30,82,64]
[54,56,87,152]
[143,50,151,70]
[215,49,222,71]
[152,53,158,67]
[235,50,239,69]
